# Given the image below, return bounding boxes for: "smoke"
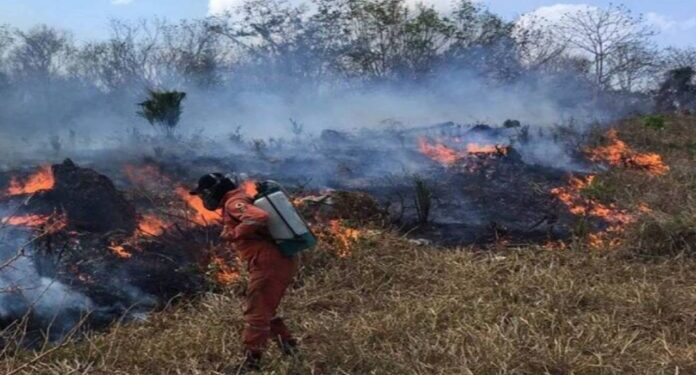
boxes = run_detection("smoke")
[0,202,162,343]
[0,10,652,345]
[183,70,601,139]
[0,63,614,163]
[0,223,93,341]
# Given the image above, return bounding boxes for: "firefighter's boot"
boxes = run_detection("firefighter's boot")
[276,338,299,356]
[237,351,262,373]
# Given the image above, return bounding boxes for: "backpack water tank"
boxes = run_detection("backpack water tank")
[253,181,316,257]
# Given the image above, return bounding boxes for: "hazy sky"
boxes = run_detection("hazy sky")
[0,0,693,47]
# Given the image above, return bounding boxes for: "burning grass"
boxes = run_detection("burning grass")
[3,165,55,197]
[417,137,509,167]
[545,116,695,251]
[587,129,669,176]
[1,115,695,373]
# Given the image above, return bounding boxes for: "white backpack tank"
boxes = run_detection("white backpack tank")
[252,181,316,256]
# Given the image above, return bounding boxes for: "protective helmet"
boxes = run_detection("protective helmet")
[189,173,238,211]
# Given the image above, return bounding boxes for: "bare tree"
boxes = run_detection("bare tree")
[608,41,659,91]
[662,47,696,71]
[514,14,567,70]
[446,1,522,82]
[0,25,13,58]
[557,4,655,90]
[158,19,223,87]
[74,20,165,92]
[9,25,75,79]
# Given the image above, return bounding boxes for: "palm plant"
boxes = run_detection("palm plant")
[137,90,187,137]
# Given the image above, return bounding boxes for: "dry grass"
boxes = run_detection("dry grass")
[3,235,696,374]
[3,115,696,374]
[593,115,696,256]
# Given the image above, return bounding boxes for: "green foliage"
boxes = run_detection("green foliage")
[137,90,187,135]
[641,114,666,130]
[503,119,521,128]
[579,176,615,203]
[656,67,696,113]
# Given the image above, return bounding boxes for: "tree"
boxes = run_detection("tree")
[446,1,521,81]
[655,67,696,113]
[0,25,14,90]
[514,14,568,70]
[342,0,453,79]
[608,41,659,92]
[662,47,696,71]
[9,25,74,79]
[208,0,312,83]
[137,90,187,137]
[74,20,167,92]
[557,4,655,90]
[159,19,223,88]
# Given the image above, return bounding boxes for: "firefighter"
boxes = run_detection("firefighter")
[189,173,299,371]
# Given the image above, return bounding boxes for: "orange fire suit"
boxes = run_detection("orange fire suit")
[220,188,298,353]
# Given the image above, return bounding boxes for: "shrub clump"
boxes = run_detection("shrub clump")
[137,90,187,136]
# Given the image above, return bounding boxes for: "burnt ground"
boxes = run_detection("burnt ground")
[0,121,600,345]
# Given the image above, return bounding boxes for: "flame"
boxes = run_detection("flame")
[2,215,50,227]
[587,129,669,176]
[1,213,67,234]
[327,219,362,257]
[551,175,634,224]
[209,256,240,285]
[466,143,509,156]
[138,214,168,236]
[5,165,55,196]
[418,138,460,166]
[110,214,169,258]
[175,187,221,226]
[637,202,653,214]
[551,175,636,248]
[543,240,568,250]
[418,138,509,166]
[109,244,132,259]
[243,180,258,197]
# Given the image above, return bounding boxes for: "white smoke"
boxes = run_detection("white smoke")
[0,225,94,337]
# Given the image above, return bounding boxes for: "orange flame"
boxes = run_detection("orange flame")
[551,175,634,224]
[175,187,221,226]
[418,138,460,166]
[1,213,67,234]
[328,219,362,257]
[418,138,509,166]
[138,214,168,236]
[109,244,132,259]
[587,130,669,176]
[466,143,509,156]
[2,215,50,228]
[551,175,636,248]
[209,256,240,285]
[5,165,55,196]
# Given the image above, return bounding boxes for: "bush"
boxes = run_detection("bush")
[137,90,187,137]
[641,114,666,130]
[413,175,432,225]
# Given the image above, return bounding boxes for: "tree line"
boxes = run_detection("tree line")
[0,0,694,135]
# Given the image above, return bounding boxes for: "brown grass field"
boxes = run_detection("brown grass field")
[1,115,695,374]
